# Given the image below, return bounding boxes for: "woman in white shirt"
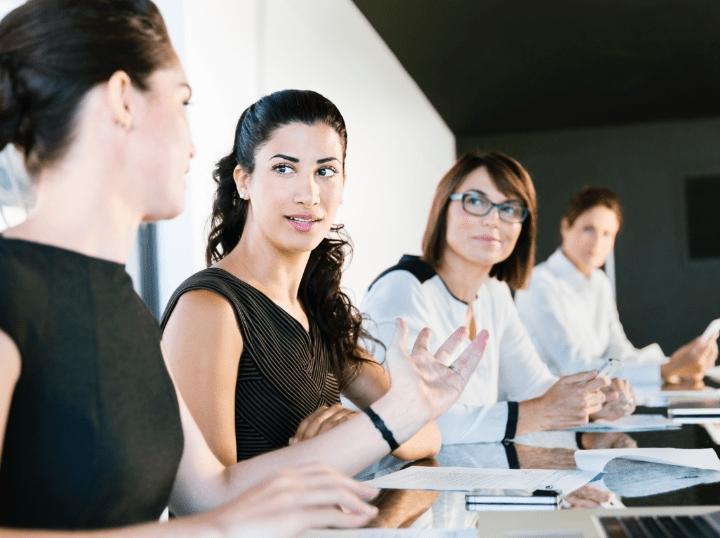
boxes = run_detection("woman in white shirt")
[362,151,632,445]
[515,187,718,388]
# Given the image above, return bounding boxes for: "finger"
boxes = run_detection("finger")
[294,485,379,516]
[317,410,357,435]
[558,370,598,385]
[386,318,410,373]
[582,375,609,391]
[292,466,379,500]
[303,405,347,440]
[294,405,330,441]
[411,327,432,355]
[298,506,377,531]
[434,326,468,359]
[448,329,489,383]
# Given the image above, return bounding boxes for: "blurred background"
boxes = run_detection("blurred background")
[1,0,718,354]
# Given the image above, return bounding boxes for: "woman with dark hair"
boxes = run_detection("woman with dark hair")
[161,89,447,464]
[362,151,634,448]
[0,1,487,535]
[516,186,718,388]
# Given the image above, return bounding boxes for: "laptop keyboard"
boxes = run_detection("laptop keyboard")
[599,512,720,537]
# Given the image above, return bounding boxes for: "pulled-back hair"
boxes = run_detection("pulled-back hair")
[563,186,623,229]
[207,89,372,388]
[0,0,175,175]
[421,150,538,290]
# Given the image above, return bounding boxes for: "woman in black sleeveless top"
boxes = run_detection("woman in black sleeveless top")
[162,91,445,464]
[0,3,487,535]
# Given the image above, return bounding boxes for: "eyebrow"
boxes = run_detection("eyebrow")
[270,154,300,163]
[269,154,340,164]
[467,188,520,204]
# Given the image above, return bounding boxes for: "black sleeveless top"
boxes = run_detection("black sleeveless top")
[0,238,184,530]
[161,268,341,461]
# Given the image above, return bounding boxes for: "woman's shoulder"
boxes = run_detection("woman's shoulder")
[361,255,439,320]
[161,267,255,329]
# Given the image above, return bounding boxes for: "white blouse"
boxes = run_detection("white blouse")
[515,249,666,387]
[361,255,556,444]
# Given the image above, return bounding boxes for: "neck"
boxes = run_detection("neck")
[220,221,310,306]
[560,247,593,278]
[3,162,140,264]
[436,248,491,303]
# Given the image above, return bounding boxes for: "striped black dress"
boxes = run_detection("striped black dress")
[161,268,340,461]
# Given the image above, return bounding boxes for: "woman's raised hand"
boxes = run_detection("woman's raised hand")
[383,318,488,425]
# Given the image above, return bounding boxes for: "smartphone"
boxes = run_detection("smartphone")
[465,488,562,505]
[597,357,621,378]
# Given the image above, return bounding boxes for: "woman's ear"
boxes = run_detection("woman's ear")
[233,165,250,200]
[560,217,570,239]
[106,70,134,130]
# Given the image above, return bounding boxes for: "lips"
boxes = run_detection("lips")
[285,214,322,233]
[475,234,501,244]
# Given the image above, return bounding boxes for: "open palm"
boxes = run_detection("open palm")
[384,318,489,422]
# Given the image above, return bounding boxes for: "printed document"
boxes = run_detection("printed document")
[575,447,720,472]
[363,466,595,495]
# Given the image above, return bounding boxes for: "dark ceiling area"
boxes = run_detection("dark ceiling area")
[352,0,720,136]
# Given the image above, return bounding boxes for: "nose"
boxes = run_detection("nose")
[294,172,320,207]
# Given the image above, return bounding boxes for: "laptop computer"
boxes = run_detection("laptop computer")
[596,511,720,537]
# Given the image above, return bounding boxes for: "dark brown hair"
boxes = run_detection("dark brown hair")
[0,0,175,175]
[421,150,538,290]
[207,89,372,388]
[563,186,623,229]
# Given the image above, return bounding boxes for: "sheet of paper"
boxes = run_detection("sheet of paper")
[633,387,720,406]
[363,466,596,495]
[304,530,476,538]
[575,448,720,472]
[569,414,680,432]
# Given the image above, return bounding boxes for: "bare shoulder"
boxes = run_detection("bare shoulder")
[0,329,21,388]
[162,289,243,354]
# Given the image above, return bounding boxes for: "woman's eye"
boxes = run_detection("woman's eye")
[317,167,338,178]
[273,164,294,174]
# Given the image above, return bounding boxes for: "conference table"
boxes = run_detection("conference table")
[343,405,720,537]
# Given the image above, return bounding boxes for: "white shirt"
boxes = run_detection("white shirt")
[515,249,666,387]
[361,255,557,444]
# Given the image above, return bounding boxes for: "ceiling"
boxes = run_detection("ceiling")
[352,0,720,136]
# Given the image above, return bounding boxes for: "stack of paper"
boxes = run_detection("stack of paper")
[363,466,596,496]
[575,448,720,472]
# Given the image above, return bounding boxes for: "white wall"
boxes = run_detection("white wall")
[155,0,455,309]
[0,0,455,308]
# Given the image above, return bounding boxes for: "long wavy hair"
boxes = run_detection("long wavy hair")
[206,89,373,388]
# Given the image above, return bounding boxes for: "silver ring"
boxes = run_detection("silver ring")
[447,364,457,373]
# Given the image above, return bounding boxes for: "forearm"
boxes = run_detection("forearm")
[200,396,422,512]
[391,420,441,460]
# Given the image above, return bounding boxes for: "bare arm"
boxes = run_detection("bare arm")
[168,322,488,514]
[162,290,241,466]
[0,330,20,465]
[342,359,441,460]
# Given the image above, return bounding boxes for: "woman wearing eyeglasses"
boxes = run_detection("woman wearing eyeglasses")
[515,187,718,388]
[361,151,635,446]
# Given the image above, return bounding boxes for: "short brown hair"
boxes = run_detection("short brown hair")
[563,187,623,229]
[421,150,538,290]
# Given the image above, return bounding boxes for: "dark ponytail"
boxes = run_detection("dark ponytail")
[0,0,175,175]
[206,89,373,388]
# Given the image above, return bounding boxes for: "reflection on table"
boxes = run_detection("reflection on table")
[355,416,720,531]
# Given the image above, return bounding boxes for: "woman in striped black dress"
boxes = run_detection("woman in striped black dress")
[162,89,467,464]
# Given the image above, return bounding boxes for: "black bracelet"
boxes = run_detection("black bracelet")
[364,406,400,452]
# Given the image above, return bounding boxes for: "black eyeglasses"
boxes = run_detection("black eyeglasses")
[448,190,528,223]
